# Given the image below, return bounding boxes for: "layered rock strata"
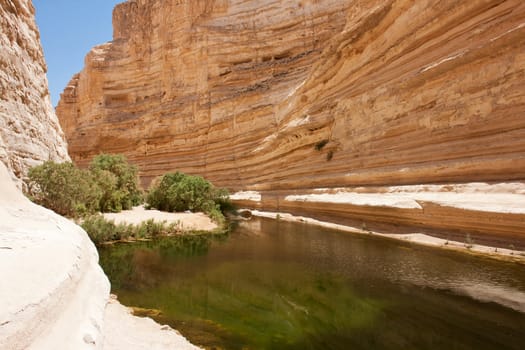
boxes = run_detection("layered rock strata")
[0,0,68,183]
[232,183,525,250]
[58,0,525,243]
[56,0,353,186]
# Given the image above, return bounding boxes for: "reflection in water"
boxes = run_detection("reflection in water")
[99,218,525,349]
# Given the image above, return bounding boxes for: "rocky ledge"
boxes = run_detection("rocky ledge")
[232,182,525,251]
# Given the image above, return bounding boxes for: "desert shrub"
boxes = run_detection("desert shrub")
[80,215,117,245]
[28,161,101,217]
[89,154,143,211]
[213,187,234,213]
[81,216,184,244]
[208,206,226,225]
[114,222,136,241]
[145,172,186,212]
[90,168,120,212]
[27,154,143,217]
[167,174,215,212]
[146,172,230,222]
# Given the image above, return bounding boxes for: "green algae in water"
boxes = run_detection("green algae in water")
[98,219,525,349]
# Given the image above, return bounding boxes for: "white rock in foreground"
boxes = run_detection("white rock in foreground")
[103,296,200,350]
[0,162,200,349]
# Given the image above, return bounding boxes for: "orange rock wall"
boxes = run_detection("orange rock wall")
[57,0,525,191]
[57,0,351,187]
[57,0,525,244]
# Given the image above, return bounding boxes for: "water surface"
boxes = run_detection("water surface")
[99,218,525,349]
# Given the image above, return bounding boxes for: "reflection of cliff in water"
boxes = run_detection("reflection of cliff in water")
[99,218,525,350]
[99,233,229,290]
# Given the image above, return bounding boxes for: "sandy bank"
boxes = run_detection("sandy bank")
[231,183,525,249]
[103,206,218,231]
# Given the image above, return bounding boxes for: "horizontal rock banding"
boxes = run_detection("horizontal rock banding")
[232,183,525,250]
[57,0,525,241]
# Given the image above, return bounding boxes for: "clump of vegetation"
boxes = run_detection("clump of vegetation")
[81,215,184,245]
[146,172,230,224]
[90,154,143,212]
[27,154,142,218]
[28,161,101,217]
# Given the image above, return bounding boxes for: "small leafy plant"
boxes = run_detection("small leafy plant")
[146,171,230,223]
[81,215,185,245]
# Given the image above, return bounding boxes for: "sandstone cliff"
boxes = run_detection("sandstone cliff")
[57,0,525,247]
[0,0,69,182]
[57,0,352,186]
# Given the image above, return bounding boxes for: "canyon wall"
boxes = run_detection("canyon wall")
[56,0,353,187]
[57,0,525,246]
[0,0,68,182]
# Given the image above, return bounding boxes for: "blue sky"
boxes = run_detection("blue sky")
[33,0,123,106]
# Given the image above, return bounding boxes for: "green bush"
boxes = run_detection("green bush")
[146,172,230,222]
[146,172,186,212]
[27,154,143,218]
[28,161,101,217]
[80,215,117,244]
[89,154,143,211]
[81,215,183,244]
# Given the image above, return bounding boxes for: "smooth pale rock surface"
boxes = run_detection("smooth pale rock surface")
[285,183,525,214]
[0,162,200,349]
[102,296,200,350]
[0,162,109,350]
[0,0,69,184]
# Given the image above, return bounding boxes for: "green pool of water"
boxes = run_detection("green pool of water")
[98,218,525,349]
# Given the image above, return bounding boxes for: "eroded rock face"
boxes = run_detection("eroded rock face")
[56,0,353,187]
[0,0,69,182]
[57,0,525,243]
[57,0,525,190]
